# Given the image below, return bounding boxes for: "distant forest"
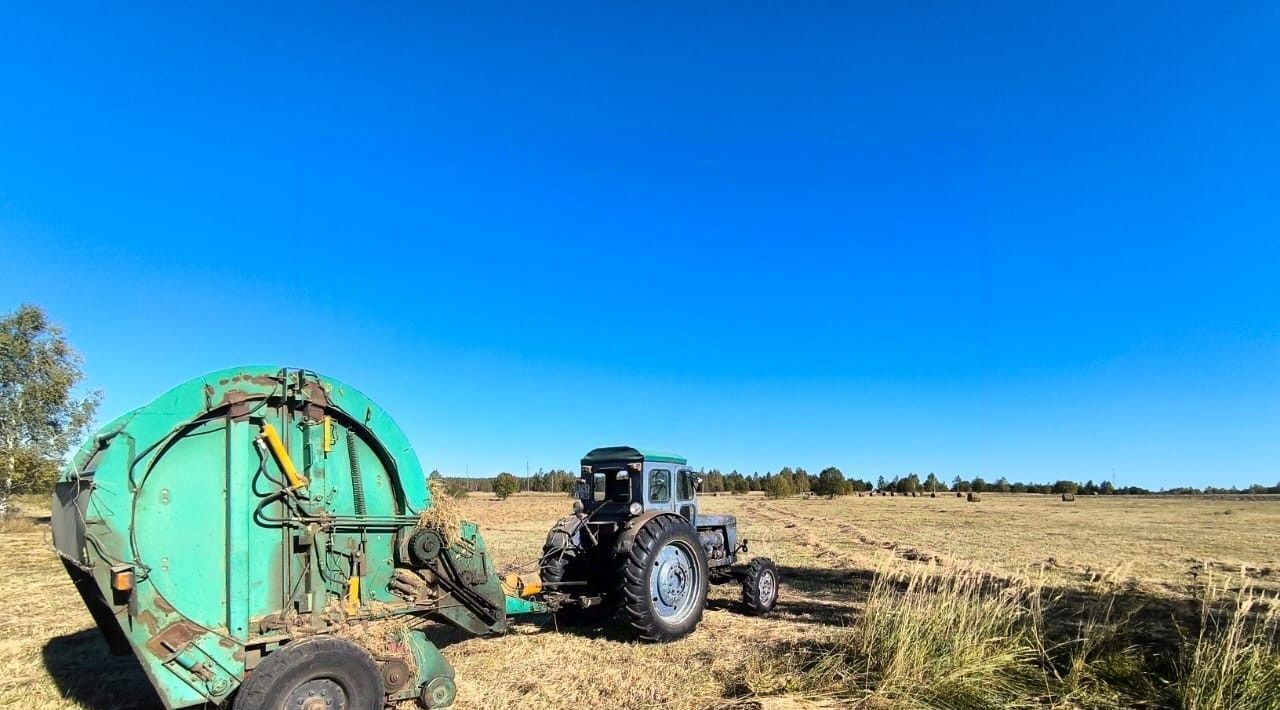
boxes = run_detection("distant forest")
[431,468,1280,498]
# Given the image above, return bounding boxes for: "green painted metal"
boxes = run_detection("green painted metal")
[582,445,687,465]
[49,366,540,710]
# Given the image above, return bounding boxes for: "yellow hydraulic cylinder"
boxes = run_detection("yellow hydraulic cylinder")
[259,422,308,489]
[346,576,361,614]
[501,573,542,598]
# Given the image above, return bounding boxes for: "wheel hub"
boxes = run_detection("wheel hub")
[759,570,776,604]
[650,541,699,621]
[656,557,690,607]
[287,679,346,710]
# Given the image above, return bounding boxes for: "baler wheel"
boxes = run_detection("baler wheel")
[741,557,779,616]
[620,515,708,642]
[231,635,382,710]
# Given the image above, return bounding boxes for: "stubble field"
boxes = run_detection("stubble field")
[2,492,1277,709]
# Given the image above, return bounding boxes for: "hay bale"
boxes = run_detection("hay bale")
[1061,493,1076,502]
[956,491,963,498]
[967,492,982,502]
[890,491,896,497]
[930,492,937,498]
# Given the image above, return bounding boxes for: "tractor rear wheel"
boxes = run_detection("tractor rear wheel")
[231,635,382,710]
[620,515,708,642]
[540,518,616,626]
[741,557,779,616]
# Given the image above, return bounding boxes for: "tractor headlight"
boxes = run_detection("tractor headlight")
[628,502,643,516]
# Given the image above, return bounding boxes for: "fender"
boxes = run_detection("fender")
[611,511,690,557]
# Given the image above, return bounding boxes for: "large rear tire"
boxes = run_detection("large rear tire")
[231,635,382,710]
[619,515,708,642]
[540,517,616,626]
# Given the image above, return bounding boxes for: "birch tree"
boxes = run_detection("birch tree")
[0,305,99,517]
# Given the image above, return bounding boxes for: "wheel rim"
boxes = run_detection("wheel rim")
[649,539,700,624]
[758,569,776,605]
[286,678,347,710]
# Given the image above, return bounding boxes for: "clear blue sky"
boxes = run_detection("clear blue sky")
[1,3,1277,489]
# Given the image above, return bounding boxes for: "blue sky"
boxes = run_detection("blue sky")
[1,3,1277,488]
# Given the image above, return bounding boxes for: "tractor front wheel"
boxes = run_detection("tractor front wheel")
[620,515,708,642]
[741,557,779,616]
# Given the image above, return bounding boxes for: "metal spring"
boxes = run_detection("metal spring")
[346,429,367,516]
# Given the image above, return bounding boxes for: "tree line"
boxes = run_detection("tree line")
[438,466,1280,501]
[3,303,1278,516]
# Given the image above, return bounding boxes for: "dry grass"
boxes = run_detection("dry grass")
[3,492,1280,709]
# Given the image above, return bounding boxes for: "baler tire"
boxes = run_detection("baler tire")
[231,635,383,710]
[619,514,708,642]
[741,557,779,617]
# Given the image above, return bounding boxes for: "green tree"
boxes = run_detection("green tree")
[813,466,847,497]
[1,305,99,516]
[924,472,941,493]
[704,468,725,493]
[764,473,794,499]
[794,467,811,493]
[493,471,520,500]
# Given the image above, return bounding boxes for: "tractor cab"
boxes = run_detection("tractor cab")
[577,446,699,522]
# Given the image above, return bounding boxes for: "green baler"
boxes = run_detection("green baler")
[50,366,545,710]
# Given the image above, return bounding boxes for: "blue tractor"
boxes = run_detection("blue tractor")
[540,446,779,641]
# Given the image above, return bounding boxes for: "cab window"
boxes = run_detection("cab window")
[595,470,631,503]
[678,469,695,500]
[649,468,671,503]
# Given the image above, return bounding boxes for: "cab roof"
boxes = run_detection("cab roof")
[582,446,687,466]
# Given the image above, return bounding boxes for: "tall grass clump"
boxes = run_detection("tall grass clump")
[1177,581,1280,710]
[734,565,1046,707]
[855,568,1042,705]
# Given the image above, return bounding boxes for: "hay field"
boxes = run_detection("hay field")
[2,492,1278,709]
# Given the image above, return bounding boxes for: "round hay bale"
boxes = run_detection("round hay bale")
[930,492,937,498]
[890,491,896,497]
[967,492,982,502]
[956,491,963,498]
[1061,493,1076,502]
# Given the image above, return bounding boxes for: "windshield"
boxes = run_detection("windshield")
[582,467,632,505]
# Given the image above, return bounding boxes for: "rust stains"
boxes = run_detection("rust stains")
[135,609,161,636]
[146,621,198,658]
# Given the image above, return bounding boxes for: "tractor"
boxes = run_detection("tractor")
[50,367,779,710]
[539,446,779,641]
